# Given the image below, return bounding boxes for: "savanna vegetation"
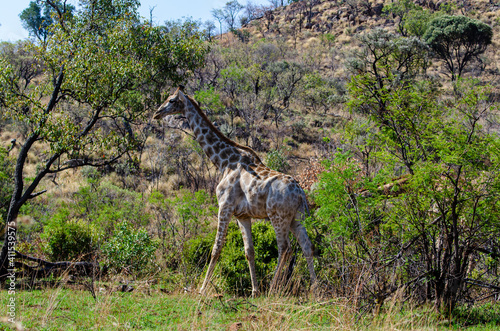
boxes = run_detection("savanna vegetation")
[1,0,500,329]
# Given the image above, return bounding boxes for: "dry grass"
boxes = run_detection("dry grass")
[303,36,321,49]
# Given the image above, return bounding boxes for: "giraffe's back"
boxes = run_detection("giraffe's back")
[219,162,304,221]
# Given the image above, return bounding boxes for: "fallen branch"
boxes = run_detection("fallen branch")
[465,278,500,291]
[15,251,102,278]
[474,247,500,259]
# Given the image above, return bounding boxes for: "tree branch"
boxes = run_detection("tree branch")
[45,65,65,115]
[465,278,500,291]
[20,153,61,205]
[48,153,125,173]
[28,190,47,200]
[45,0,69,34]
[474,247,500,259]
[15,250,100,277]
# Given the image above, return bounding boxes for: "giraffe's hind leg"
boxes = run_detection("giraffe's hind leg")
[237,217,259,296]
[269,215,293,293]
[290,219,317,285]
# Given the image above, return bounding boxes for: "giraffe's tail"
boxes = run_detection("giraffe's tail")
[292,192,318,284]
[297,191,311,223]
[296,192,320,258]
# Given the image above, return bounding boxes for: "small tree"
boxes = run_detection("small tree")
[245,1,265,21]
[347,29,430,127]
[0,0,208,277]
[423,15,493,80]
[211,8,225,38]
[383,0,432,38]
[223,1,245,31]
[19,0,75,43]
[0,41,42,90]
[203,20,217,41]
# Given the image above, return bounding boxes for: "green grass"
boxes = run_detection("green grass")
[0,285,354,330]
[2,287,243,330]
[1,284,499,330]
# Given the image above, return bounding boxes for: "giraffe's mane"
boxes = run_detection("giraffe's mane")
[185,94,263,164]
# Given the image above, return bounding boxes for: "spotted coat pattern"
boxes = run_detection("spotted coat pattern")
[153,87,316,294]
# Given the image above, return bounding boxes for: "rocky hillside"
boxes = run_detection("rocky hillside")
[237,0,500,81]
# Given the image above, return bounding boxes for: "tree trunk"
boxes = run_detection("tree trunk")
[0,67,64,280]
[0,201,21,279]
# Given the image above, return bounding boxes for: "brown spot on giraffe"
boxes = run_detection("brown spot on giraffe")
[153,87,316,295]
[229,154,240,164]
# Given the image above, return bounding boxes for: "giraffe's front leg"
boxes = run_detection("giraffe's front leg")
[237,217,259,296]
[199,208,232,295]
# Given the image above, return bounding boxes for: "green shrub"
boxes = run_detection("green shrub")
[150,189,217,270]
[42,207,101,261]
[183,230,215,273]
[102,221,159,275]
[75,181,151,235]
[452,302,500,327]
[185,221,278,295]
[265,148,290,173]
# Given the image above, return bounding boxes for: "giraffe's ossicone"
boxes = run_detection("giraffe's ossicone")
[154,86,316,295]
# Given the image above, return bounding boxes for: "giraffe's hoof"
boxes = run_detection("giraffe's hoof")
[310,280,320,296]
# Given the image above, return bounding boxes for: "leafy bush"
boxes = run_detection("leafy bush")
[41,207,101,261]
[183,230,215,274]
[265,147,290,173]
[232,29,251,43]
[452,303,500,327]
[219,222,278,294]
[75,181,151,235]
[102,221,159,275]
[149,189,217,270]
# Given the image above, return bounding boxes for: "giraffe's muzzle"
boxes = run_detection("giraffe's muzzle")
[153,108,167,120]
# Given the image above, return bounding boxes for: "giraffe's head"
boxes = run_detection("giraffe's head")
[153,86,187,120]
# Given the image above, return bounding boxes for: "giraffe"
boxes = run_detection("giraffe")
[153,86,316,295]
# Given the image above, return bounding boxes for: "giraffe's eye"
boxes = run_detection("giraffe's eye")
[169,99,177,104]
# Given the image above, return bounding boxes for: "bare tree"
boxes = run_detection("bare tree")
[203,20,216,41]
[245,1,266,21]
[211,8,225,38]
[268,0,280,9]
[223,1,244,31]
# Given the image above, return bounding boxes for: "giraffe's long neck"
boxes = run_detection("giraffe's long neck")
[184,99,235,170]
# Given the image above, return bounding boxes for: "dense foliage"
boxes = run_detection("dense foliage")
[102,221,159,275]
[0,0,208,275]
[19,0,75,43]
[314,79,500,311]
[185,221,278,295]
[424,15,493,80]
[42,210,101,261]
[1,0,499,325]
